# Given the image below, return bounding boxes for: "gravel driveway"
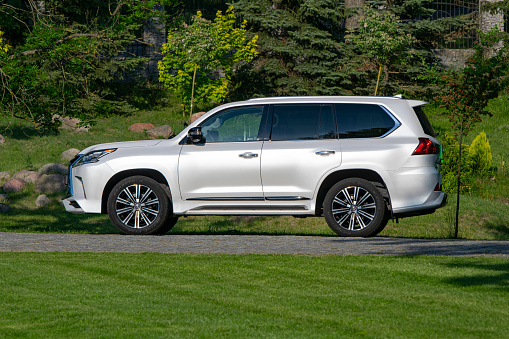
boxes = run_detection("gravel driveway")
[1,232,508,257]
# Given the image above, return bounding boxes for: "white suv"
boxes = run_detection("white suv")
[64,96,446,237]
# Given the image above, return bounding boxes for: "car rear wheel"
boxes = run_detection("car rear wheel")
[323,178,386,237]
[107,176,171,235]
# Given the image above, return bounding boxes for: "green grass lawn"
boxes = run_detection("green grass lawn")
[1,253,507,338]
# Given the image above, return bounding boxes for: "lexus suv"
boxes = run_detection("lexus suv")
[64,96,446,237]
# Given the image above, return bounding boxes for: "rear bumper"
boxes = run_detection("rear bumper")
[392,192,447,218]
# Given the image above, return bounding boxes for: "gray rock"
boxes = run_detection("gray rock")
[147,125,174,139]
[53,115,90,132]
[13,170,39,183]
[0,194,9,202]
[38,163,68,176]
[498,125,509,130]
[61,148,81,162]
[0,171,11,183]
[35,194,51,207]
[0,203,11,213]
[3,178,26,193]
[0,134,5,144]
[35,174,66,193]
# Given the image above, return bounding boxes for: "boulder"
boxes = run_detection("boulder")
[61,148,81,162]
[35,174,66,194]
[0,194,9,202]
[3,178,26,193]
[13,170,39,183]
[0,203,11,213]
[129,123,155,133]
[38,163,68,176]
[53,115,90,132]
[35,194,51,207]
[0,171,11,182]
[0,134,5,144]
[146,125,174,139]
[190,111,207,123]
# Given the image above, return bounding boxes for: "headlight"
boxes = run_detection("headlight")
[72,148,117,167]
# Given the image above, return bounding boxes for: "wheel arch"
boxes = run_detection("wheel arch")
[315,169,391,216]
[101,169,172,214]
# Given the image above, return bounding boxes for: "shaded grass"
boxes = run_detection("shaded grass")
[0,253,507,338]
[1,194,508,240]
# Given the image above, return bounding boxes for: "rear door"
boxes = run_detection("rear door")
[260,104,342,200]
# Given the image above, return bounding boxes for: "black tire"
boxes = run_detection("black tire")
[323,178,386,237]
[107,176,170,235]
[154,216,179,235]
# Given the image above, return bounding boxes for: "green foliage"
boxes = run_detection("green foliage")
[0,30,9,54]
[469,131,492,176]
[346,6,414,94]
[230,0,359,99]
[0,0,180,132]
[441,132,494,194]
[438,30,508,136]
[158,5,258,117]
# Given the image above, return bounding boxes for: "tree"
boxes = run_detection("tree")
[438,29,508,238]
[0,0,180,132]
[158,5,258,118]
[230,0,360,99]
[346,6,414,95]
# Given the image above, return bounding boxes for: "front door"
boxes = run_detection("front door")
[178,105,268,201]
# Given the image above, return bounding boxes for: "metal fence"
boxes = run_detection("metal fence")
[427,0,480,49]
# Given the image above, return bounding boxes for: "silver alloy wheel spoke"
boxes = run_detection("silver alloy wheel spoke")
[332,185,376,231]
[116,183,160,229]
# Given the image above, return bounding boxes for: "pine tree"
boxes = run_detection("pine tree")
[230,0,361,99]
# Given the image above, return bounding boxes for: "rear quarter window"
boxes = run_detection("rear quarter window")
[413,106,437,137]
[335,103,398,138]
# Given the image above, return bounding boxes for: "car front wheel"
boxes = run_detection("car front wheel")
[323,178,386,237]
[107,176,171,235]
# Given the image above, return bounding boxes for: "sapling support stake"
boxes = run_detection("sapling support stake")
[190,63,197,120]
[374,65,382,96]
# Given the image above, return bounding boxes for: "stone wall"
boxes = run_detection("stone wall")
[142,13,166,82]
[432,49,475,69]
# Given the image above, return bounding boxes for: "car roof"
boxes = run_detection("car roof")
[245,96,427,105]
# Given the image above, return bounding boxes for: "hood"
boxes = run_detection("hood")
[79,139,163,155]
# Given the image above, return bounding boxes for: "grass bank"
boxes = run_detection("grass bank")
[1,253,508,338]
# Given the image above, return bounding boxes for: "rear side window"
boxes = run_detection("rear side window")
[413,106,436,137]
[270,104,336,141]
[335,103,397,138]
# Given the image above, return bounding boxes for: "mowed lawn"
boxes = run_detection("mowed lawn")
[1,253,507,338]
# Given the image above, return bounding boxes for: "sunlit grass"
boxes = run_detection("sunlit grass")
[1,253,508,338]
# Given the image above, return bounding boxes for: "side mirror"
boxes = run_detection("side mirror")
[187,127,204,144]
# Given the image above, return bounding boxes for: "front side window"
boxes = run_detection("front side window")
[336,103,398,138]
[200,106,265,142]
[270,104,336,141]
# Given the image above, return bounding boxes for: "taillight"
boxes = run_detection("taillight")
[412,138,439,155]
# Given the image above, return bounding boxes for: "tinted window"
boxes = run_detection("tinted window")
[201,106,265,142]
[336,104,397,138]
[271,105,336,141]
[413,106,436,137]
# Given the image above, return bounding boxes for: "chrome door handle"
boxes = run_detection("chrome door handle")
[315,150,335,156]
[239,152,258,158]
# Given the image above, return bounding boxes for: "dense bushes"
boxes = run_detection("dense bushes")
[441,132,493,194]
